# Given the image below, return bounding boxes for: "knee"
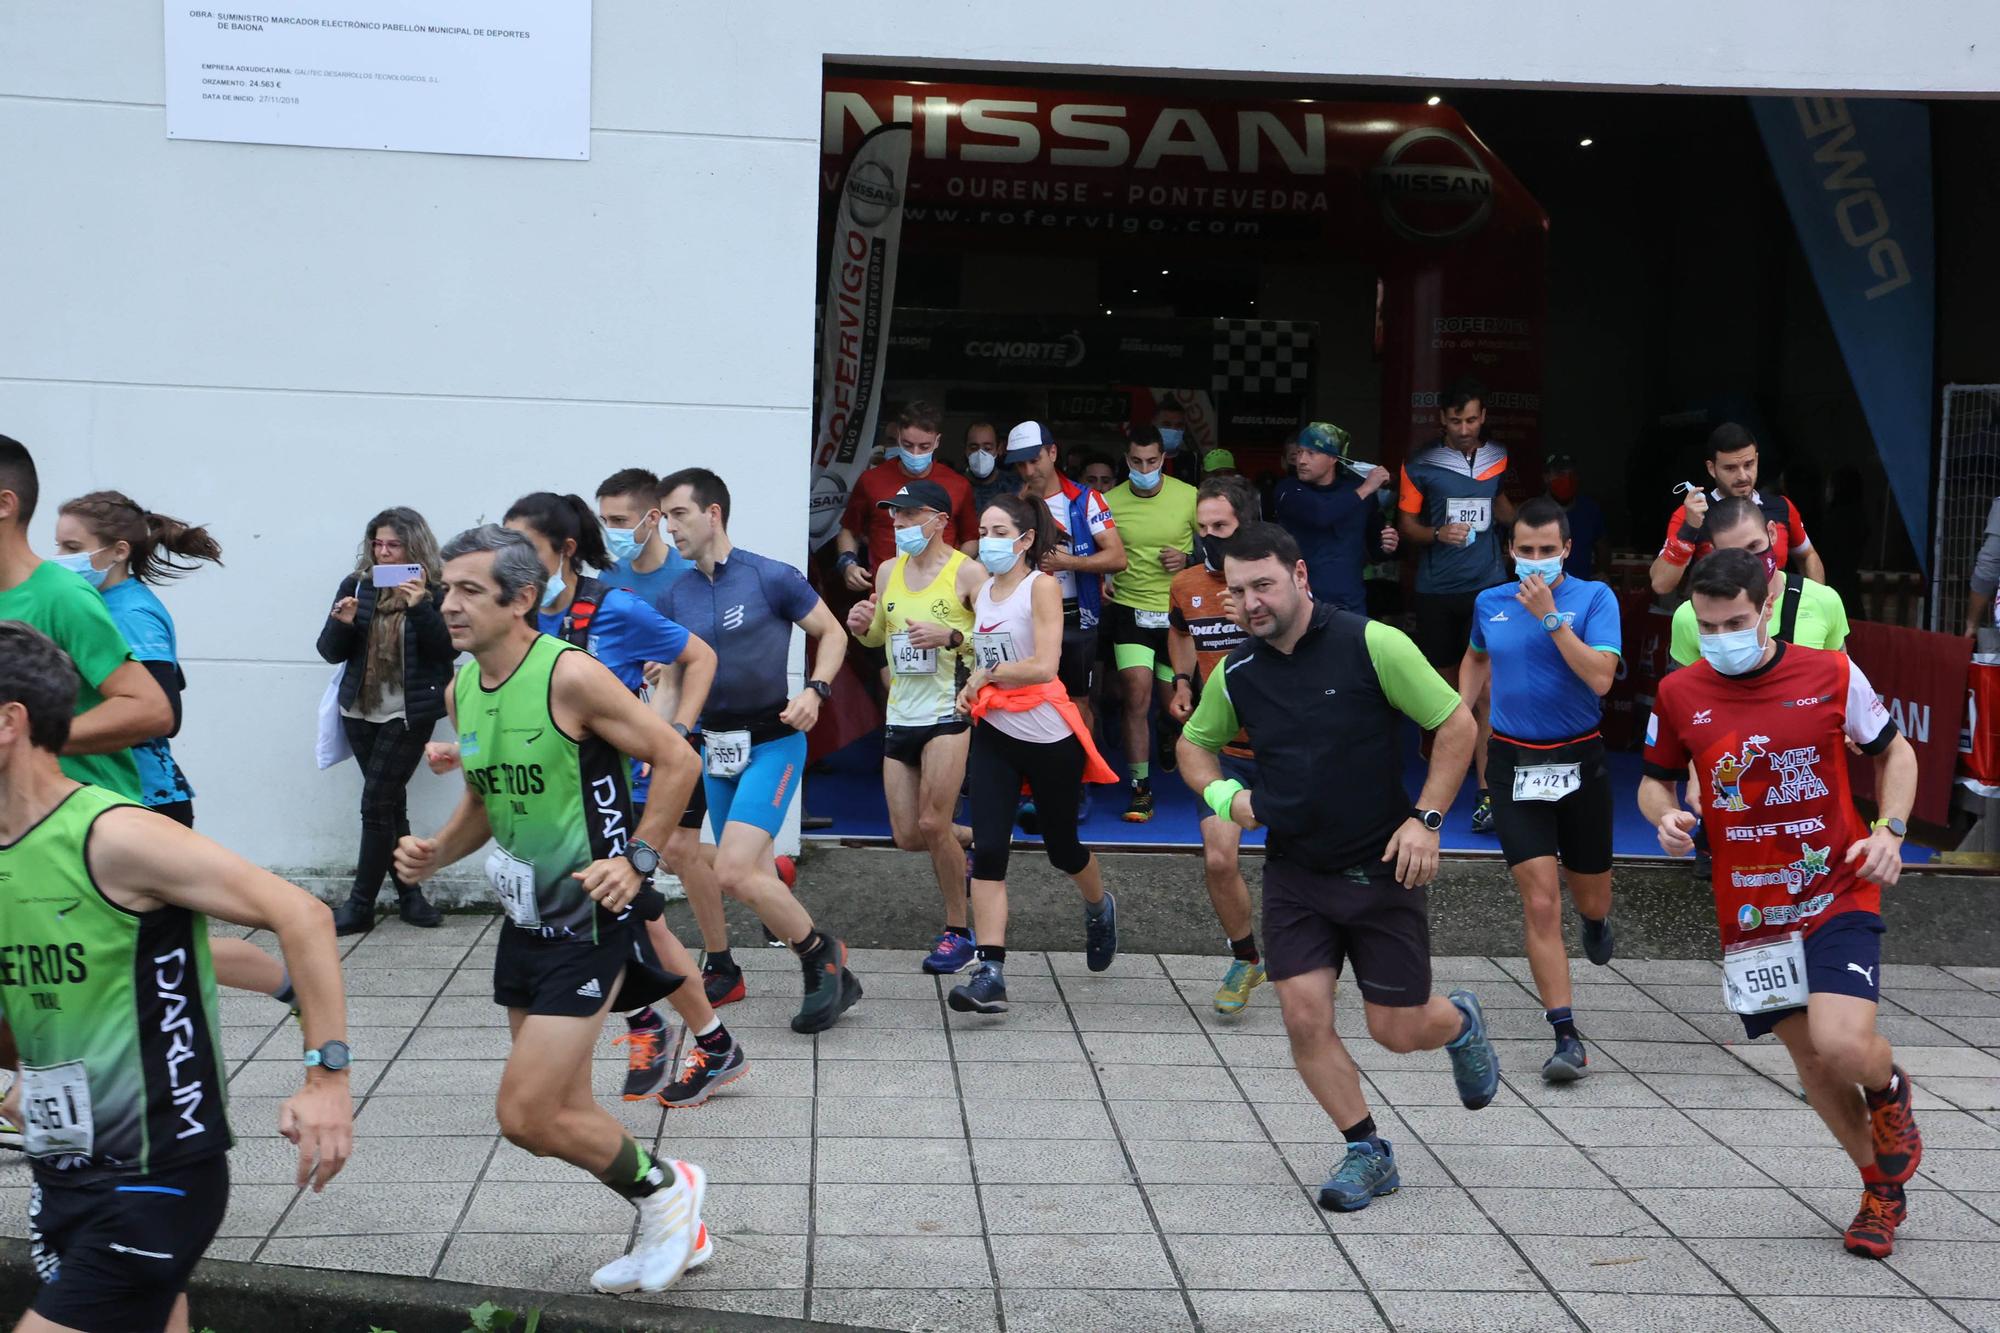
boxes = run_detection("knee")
[663,828,698,873]
[1366,1011,1421,1054]
[970,848,1008,882]
[1808,1027,1874,1081]
[1047,843,1092,878]
[891,825,927,853]
[1202,844,1236,884]
[495,1093,552,1153]
[712,852,759,897]
[916,806,952,845]
[1279,999,1335,1050]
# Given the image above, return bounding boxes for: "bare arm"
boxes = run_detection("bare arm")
[1798,545,1826,585]
[1415,702,1476,813]
[1398,508,1438,546]
[665,631,716,732]
[1847,734,1916,886]
[1648,555,1688,597]
[1457,649,1490,722]
[1072,523,1127,575]
[779,599,851,732]
[62,660,173,756]
[1639,774,1697,855]
[1549,631,1619,696]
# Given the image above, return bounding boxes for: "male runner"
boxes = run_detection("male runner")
[1166,474,1266,1012]
[0,621,352,1333]
[1271,421,1399,613]
[844,480,982,974]
[1648,422,1823,596]
[1457,497,1622,1081]
[1641,547,1921,1259]
[1177,522,1499,1215]
[659,468,863,1033]
[1666,496,1850,667]
[1395,379,1514,835]
[961,420,1016,522]
[392,525,708,1295]
[836,401,975,588]
[1101,425,1199,821]
[597,467,694,607]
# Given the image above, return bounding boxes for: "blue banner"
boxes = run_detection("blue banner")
[1753,97,1935,571]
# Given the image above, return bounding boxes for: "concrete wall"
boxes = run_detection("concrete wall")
[3,0,1995,869]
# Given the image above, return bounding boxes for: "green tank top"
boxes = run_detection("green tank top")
[0,784,230,1177]
[454,634,636,942]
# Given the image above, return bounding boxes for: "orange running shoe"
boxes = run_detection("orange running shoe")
[1867,1066,1922,1184]
[1844,1180,1905,1259]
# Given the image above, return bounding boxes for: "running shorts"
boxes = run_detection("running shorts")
[1485,734,1614,874]
[1739,910,1884,1040]
[1261,856,1432,1006]
[28,1154,229,1333]
[703,729,808,839]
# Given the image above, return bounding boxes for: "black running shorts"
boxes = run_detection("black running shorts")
[493,922,680,1017]
[1260,857,1433,1006]
[882,718,971,767]
[29,1154,230,1333]
[1485,734,1615,875]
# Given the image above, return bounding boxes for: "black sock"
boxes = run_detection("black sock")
[695,1021,732,1055]
[598,1137,672,1200]
[271,966,296,1007]
[1341,1115,1378,1144]
[707,948,737,973]
[1546,1006,1579,1042]
[790,930,826,958]
[944,925,972,940]
[1865,1070,1902,1108]
[976,945,1008,965]
[1229,935,1260,965]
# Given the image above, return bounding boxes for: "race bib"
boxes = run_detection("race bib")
[1445,496,1492,532]
[20,1061,93,1160]
[971,631,1017,672]
[484,846,542,929]
[704,728,751,779]
[1721,932,1808,1015]
[1513,763,1582,803]
[1135,609,1171,630]
[888,631,937,677]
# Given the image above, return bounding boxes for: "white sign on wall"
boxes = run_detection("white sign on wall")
[163,2,590,160]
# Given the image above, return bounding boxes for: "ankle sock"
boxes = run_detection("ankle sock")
[1084,896,1110,919]
[271,967,296,1007]
[695,1019,732,1054]
[976,945,1007,967]
[1546,1006,1579,1043]
[626,1006,664,1032]
[1229,935,1261,965]
[944,925,972,940]
[599,1137,671,1200]
[1865,1070,1902,1108]
[1341,1115,1379,1145]
[706,948,737,973]
[790,930,826,958]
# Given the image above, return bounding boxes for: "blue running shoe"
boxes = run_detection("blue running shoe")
[1445,989,1500,1110]
[947,963,1009,1014]
[1579,913,1616,967]
[1542,1033,1589,1083]
[1084,892,1118,972]
[1318,1139,1400,1212]
[923,931,978,975]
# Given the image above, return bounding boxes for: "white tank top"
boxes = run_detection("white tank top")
[972,570,1071,744]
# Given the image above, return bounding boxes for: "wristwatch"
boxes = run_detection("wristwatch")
[1413,807,1445,832]
[671,721,692,740]
[806,679,834,702]
[1872,817,1908,839]
[948,629,965,649]
[626,838,662,877]
[1173,673,1195,687]
[1541,611,1564,633]
[303,1040,352,1073]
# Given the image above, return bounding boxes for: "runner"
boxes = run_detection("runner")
[1271,421,1399,613]
[1101,425,1199,823]
[949,494,1121,1014]
[0,620,353,1333]
[843,479,982,974]
[1394,379,1513,836]
[393,524,709,1294]
[1647,422,1824,597]
[596,467,694,608]
[961,420,1016,524]
[499,492,745,1109]
[1666,496,1850,667]
[1640,547,1921,1259]
[658,468,863,1033]
[1457,497,1622,1082]
[1166,474,1266,1013]
[1175,521,1500,1213]
[835,400,975,588]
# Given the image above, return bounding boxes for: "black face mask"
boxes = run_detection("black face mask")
[1198,531,1235,573]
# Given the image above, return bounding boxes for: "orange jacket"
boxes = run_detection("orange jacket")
[969,680,1120,785]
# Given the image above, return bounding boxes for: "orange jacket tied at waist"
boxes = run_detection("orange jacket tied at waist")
[967,680,1121,785]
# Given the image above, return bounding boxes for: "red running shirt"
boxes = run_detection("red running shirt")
[1644,644,1896,951]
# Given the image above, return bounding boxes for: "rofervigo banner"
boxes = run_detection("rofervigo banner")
[810,123,912,550]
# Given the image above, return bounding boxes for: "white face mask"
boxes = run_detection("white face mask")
[965,450,996,479]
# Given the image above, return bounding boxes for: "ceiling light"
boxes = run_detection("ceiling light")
[1579,137,1594,147]
[1426,95,1442,106]
[1160,269,1169,275]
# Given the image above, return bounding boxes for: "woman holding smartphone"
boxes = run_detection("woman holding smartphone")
[317,506,456,933]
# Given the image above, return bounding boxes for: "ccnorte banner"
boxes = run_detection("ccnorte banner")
[1752,97,1935,570]
[1844,620,1967,826]
[810,123,913,551]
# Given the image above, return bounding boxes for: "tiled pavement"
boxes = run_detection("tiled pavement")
[11,913,2000,1332]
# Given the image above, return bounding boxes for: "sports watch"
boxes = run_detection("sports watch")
[303,1040,351,1072]
[1541,611,1564,633]
[1413,807,1445,832]
[806,679,834,702]
[1872,817,1908,839]
[626,838,662,877]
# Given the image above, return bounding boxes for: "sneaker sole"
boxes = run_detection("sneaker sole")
[1843,1233,1894,1260]
[946,988,1009,1014]
[1318,1173,1400,1212]
[635,1160,709,1294]
[704,976,748,1007]
[922,953,979,976]
[1541,1058,1589,1084]
[660,1058,750,1110]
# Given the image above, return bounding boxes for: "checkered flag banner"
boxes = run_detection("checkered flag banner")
[1212,319,1313,395]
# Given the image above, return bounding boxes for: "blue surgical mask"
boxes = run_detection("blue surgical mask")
[1159,427,1185,453]
[1514,556,1564,584]
[901,450,934,476]
[541,570,566,608]
[1699,625,1766,676]
[55,549,109,589]
[604,525,644,565]
[978,536,1021,575]
[894,522,931,558]
[1130,465,1163,490]
[884,446,903,463]
[964,450,996,479]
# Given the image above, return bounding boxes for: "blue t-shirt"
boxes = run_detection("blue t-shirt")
[661,547,819,723]
[1562,495,1606,580]
[1272,474,1387,613]
[604,549,693,612]
[98,580,195,806]
[1468,575,1622,743]
[538,586,690,802]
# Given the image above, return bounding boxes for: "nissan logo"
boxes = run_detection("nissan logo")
[1370,128,1495,242]
[845,161,901,227]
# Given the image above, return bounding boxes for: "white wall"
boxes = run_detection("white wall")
[3,0,1994,869]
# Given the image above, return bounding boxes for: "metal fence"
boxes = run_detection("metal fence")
[1930,384,2000,633]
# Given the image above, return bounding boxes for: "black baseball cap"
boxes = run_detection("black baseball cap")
[876,479,953,516]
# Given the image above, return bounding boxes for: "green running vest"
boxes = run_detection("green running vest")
[0,784,230,1176]
[454,634,636,942]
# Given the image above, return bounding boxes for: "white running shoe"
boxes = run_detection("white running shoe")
[688,1220,714,1269]
[588,1159,706,1295]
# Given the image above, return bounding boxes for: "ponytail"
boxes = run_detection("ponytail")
[503,491,610,574]
[59,491,223,584]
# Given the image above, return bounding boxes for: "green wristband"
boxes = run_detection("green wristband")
[1204,778,1246,824]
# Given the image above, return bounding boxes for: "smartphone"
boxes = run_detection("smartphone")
[371,563,423,589]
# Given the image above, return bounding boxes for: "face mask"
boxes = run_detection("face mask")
[978,536,1022,575]
[1748,546,1779,581]
[894,522,931,557]
[1198,532,1234,573]
[884,446,902,463]
[1158,427,1185,453]
[901,450,934,475]
[540,569,566,608]
[1515,556,1564,583]
[965,450,996,479]
[604,524,645,564]
[1699,625,1766,676]
[1548,475,1578,504]
[56,549,110,589]
[1129,465,1163,490]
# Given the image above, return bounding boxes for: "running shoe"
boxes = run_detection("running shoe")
[614,1011,676,1102]
[1017,797,1040,834]
[923,930,979,975]
[1579,913,1616,966]
[775,854,797,889]
[659,1039,748,1109]
[0,1113,20,1152]
[1317,1139,1400,1212]
[1868,1066,1922,1184]
[1470,793,1496,835]
[687,1221,714,1270]
[1084,892,1119,972]
[1541,1034,1589,1083]
[1444,989,1500,1110]
[1155,715,1180,773]
[792,936,864,1034]
[590,1158,705,1294]
[947,963,1010,1014]
[1843,1180,1905,1259]
[1123,784,1155,823]
[761,924,784,948]
[1213,959,1267,1015]
[702,962,746,1007]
